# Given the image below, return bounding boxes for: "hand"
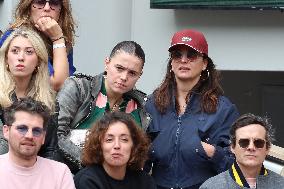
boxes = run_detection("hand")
[201,141,215,158]
[35,17,63,41]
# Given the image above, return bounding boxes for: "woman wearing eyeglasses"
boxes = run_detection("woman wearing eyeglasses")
[144,29,239,189]
[0,0,76,91]
[0,28,58,160]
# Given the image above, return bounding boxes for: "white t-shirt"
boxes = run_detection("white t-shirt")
[0,153,75,189]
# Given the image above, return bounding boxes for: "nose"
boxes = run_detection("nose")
[18,51,24,61]
[113,138,121,149]
[24,129,34,138]
[120,71,128,81]
[43,2,52,10]
[247,140,256,151]
[180,53,188,63]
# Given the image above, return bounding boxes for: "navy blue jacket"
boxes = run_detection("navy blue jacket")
[145,93,239,188]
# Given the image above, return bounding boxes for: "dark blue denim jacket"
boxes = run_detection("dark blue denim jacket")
[0,29,76,76]
[145,93,239,188]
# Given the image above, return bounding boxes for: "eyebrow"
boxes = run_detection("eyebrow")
[11,46,34,49]
[105,133,131,137]
[115,64,139,74]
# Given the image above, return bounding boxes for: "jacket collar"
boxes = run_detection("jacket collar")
[170,90,201,114]
[90,73,146,108]
[229,160,268,188]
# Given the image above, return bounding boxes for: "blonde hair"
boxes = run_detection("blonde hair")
[10,0,76,50]
[0,27,55,111]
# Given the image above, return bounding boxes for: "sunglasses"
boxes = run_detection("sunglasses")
[14,124,45,137]
[170,50,203,62]
[238,138,266,149]
[32,0,62,11]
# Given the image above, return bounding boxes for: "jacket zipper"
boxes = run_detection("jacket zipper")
[174,115,182,188]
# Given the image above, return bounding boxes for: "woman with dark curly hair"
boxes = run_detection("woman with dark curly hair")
[74,112,156,189]
[144,29,239,189]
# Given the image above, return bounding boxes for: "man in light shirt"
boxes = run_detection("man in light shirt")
[0,97,75,189]
[200,113,284,189]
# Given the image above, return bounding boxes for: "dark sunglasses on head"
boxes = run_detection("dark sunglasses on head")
[170,50,203,62]
[238,138,266,149]
[14,124,44,137]
[32,0,62,11]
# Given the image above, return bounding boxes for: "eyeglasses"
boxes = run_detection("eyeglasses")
[14,124,44,137]
[32,0,62,11]
[238,138,266,149]
[170,50,203,62]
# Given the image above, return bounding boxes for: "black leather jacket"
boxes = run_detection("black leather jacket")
[57,73,151,173]
[0,98,59,160]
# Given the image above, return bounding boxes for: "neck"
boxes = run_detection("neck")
[14,77,31,98]
[9,151,37,168]
[102,162,126,180]
[105,82,123,109]
[176,76,200,96]
[237,162,262,178]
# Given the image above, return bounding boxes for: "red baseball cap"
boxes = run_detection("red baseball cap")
[168,29,208,56]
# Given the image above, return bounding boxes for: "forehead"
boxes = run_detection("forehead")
[105,121,131,136]
[13,111,44,128]
[235,124,266,139]
[111,51,143,71]
[9,36,33,48]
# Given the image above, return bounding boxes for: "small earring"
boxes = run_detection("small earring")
[6,64,9,71]
[34,66,40,74]
[170,69,172,73]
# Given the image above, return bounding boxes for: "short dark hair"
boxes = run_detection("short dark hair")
[3,97,51,130]
[109,41,145,67]
[230,113,274,149]
[82,111,150,171]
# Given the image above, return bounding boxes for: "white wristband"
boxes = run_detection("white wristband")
[53,43,66,49]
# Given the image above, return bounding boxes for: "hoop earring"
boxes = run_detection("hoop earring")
[200,69,210,81]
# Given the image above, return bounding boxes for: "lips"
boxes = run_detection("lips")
[16,64,25,68]
[116,82,126,88]
[111,153,122,158]
[21,141,35,146]
[179,66,190,71]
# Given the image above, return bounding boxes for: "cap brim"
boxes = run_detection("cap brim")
[168,43,202,54]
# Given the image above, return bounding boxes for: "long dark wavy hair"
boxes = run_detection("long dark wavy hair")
[10,0,76,52]
[153,54,223,114]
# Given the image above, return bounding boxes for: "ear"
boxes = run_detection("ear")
[41,131,46,145]
[3,125,10,140]
[202,59,208,71]
[104,57,110,71]
[230,145,236,155]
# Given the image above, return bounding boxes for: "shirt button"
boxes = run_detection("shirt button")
[195,149,199,152]
[147,116,150,120]
[144,97,148,101]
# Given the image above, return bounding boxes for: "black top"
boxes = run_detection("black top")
[74,164,157,189]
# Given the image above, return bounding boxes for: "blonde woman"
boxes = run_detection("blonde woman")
[0,0,76,91]
[0,28,57,159]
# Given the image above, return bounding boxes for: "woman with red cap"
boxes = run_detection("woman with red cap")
[144,29,239,189]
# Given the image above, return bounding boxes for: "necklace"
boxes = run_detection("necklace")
[110,97,123,112]
[111,103,120,112]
